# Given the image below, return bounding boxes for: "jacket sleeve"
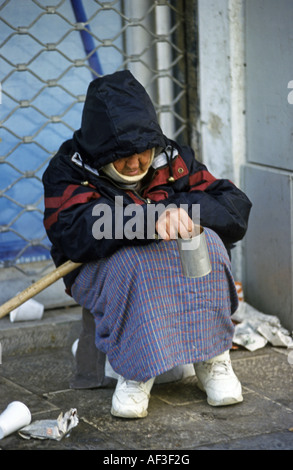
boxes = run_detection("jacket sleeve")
[165,145,252,246]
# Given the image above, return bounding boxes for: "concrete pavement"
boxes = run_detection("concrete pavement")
[0,306,293,451]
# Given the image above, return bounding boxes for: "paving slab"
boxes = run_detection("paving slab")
[0,306,82,356]
[0,340,293,451]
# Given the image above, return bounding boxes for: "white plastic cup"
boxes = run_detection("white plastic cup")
[9,299,44,323]
[71,339,79,357]
[0,401,31,439]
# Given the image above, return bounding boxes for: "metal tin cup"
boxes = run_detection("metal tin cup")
[176,226,212,278]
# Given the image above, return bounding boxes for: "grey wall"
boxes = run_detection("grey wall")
[243,0,293,330]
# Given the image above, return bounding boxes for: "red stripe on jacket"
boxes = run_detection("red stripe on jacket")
[44,190,101,230]
[189,170,217,191]
[45,184,80,209]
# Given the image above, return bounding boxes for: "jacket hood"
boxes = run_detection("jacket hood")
[73,70,168,170]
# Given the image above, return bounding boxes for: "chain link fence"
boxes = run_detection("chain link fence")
[0,0,197,290]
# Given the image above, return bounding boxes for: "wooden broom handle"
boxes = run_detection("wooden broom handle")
[0,260,82,319]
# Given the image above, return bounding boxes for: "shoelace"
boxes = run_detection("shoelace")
[121,379,145,392]
[209,361,231,377]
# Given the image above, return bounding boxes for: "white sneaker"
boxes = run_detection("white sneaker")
[111,375,155,418]
[194,350,243,406]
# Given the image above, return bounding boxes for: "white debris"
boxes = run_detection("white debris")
[257,323,293,348]
[19,408,78,441]
[233,322,268,351]
[232,301,293,351]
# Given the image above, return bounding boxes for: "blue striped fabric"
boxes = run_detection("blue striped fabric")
[71,228,238,381]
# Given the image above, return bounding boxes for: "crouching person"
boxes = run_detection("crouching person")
[42,71,252,418]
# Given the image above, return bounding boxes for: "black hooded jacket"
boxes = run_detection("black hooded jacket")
[42,71,252,293]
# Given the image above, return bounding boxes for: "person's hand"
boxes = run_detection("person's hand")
[155,207,195,240]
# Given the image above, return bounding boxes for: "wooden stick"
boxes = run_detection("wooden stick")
[0,260,82,319]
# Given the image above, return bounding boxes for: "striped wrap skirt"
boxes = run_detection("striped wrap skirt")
[71,228,238,382]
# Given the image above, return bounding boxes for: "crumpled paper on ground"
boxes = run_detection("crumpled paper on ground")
[231,301,293,351]
[19,408,78,441]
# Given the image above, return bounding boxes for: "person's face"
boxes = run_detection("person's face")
[113,149,152,176]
